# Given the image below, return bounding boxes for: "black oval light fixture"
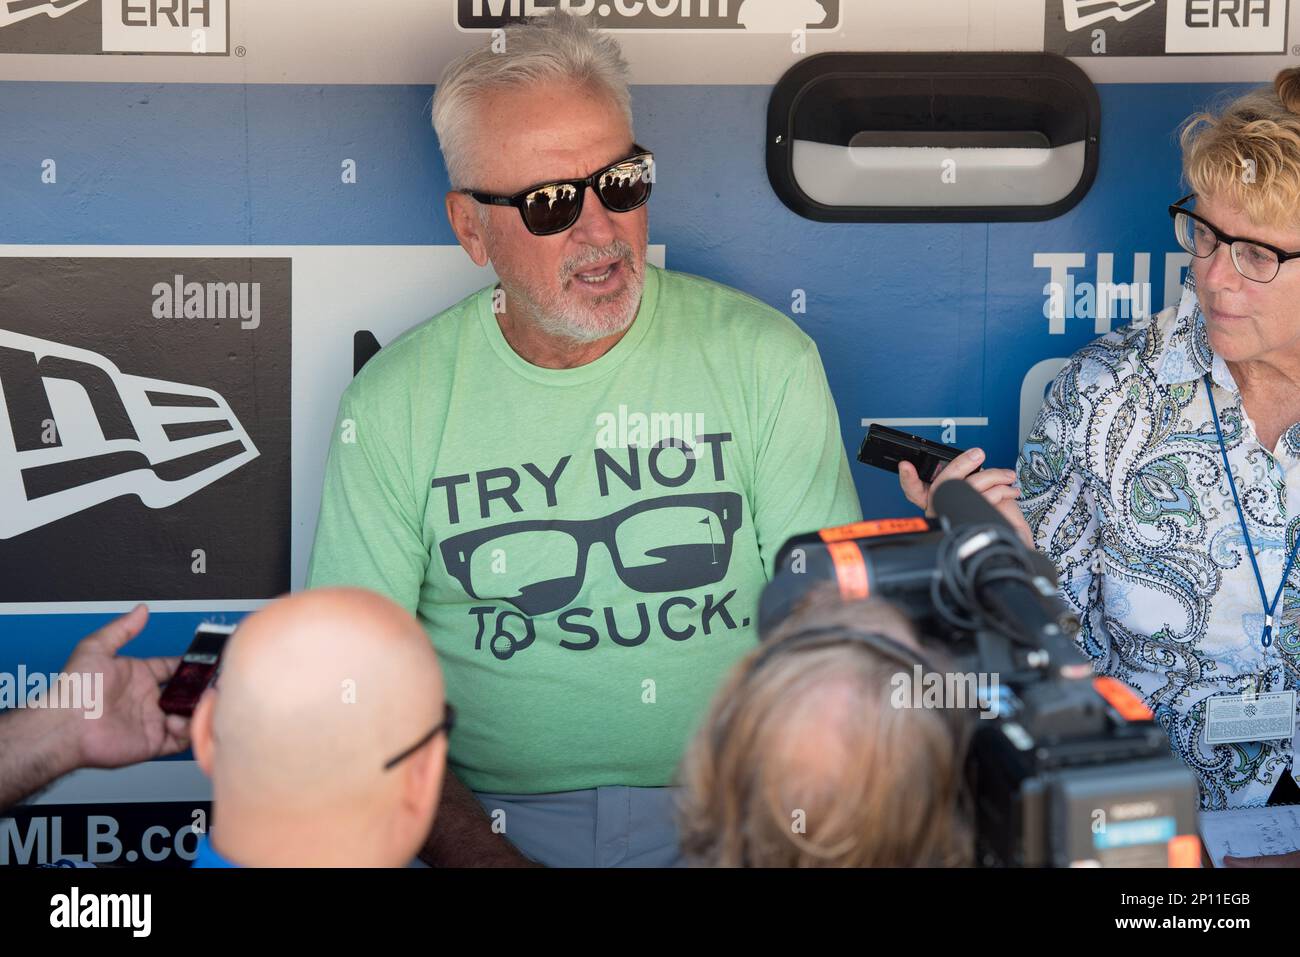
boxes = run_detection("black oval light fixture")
[767,52,1101,223]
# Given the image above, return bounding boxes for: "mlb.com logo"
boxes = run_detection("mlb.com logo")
[0,0,230,55]
[457,0,841,33]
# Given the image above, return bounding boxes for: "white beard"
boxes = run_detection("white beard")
[502,241,645,344]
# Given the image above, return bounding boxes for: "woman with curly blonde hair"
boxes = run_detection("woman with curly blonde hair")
[1018,68,1300,811]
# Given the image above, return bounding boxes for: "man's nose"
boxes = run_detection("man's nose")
[568,184,618,246]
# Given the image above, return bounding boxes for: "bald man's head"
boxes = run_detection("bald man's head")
[192,588,447,865]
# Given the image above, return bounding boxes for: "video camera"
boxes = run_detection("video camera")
[759,481,1201,867]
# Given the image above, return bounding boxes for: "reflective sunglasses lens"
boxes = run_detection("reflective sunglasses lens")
[522,183,582,234]
[597,158,652,212]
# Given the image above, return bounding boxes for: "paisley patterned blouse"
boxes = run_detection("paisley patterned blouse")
[1018,273,1300,809]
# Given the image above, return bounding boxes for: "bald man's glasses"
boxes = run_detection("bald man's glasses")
[383,703,456,771]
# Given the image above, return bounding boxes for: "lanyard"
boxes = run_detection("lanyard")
[1204,373,1300,648]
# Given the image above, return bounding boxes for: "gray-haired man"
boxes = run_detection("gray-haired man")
[307,11,861,867]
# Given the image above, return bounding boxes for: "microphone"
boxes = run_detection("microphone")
[931,481,1086,672]
[931,478,1057,579]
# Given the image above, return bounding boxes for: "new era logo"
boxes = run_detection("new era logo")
[1165,0,1287,53]
[0,0,229,55]
[1062,0,1156,31]
[1045,0,1288,54]
[0,0,92,30]
[0,255,289,604]
[0,330,258,540]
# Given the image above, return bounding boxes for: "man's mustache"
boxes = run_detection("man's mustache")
[563,243,636,280]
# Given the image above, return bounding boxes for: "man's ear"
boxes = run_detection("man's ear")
[191,688,218,778]
[446,192,491,267]
[402,734,448,827]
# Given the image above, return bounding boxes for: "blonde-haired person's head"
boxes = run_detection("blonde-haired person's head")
[677,587,973,868]
[1176,67,1300,369]
[1180,67,1300,229]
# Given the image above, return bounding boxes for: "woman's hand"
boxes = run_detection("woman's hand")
[898,447,1034,550]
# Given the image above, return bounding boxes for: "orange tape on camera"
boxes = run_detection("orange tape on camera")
[1167,834,1202,868]
[819,518,929,543]
[1092,677,1154,721]
[825,541,870,600]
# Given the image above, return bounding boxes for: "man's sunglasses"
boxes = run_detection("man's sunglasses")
[383,702,456,771]
[461,145,654,236]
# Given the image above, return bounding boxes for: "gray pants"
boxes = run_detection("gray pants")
[472,786,686,868]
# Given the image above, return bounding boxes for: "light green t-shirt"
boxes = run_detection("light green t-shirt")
[306,263,861,793]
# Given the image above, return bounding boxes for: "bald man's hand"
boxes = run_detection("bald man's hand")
[68,604,191,769]
[0,605,191,812]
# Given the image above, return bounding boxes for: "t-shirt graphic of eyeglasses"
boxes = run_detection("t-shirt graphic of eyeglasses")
[307,264,862,795]
[440,490,743,654]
